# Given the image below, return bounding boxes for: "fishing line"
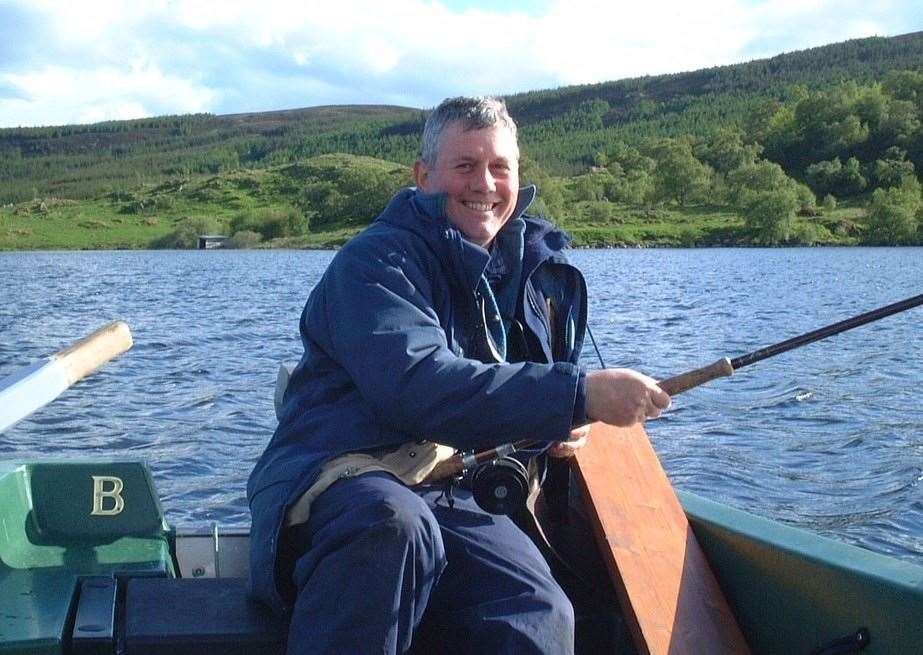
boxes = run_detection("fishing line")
[586,325,607,369]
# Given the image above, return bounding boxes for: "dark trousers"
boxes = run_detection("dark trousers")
[284,471,575,655]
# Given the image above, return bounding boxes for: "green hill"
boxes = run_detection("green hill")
[3,31,922,202]
[1,31,921,249]
[0,153,413,250]
[0,106,421,203]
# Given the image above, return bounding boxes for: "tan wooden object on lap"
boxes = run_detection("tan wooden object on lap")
[571,421,750,655]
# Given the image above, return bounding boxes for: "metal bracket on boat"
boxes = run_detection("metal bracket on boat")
[174,523,251,579]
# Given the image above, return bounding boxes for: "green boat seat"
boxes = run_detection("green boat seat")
[0,462,173,573]
[28,462,164,544]
[123,578,287,655]
[0,462,174,655]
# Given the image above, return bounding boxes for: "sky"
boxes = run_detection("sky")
[0,0,921,129]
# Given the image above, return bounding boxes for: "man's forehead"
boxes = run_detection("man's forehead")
[438,123,519,160]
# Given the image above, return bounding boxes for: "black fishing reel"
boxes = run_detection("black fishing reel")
[471,456,531,515]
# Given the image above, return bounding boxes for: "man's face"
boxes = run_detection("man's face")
[414,122,520,247]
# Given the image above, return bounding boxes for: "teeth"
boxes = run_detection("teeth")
[464,202,494,211]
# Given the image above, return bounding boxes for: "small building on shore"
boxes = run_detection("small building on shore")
[197,235,229,249]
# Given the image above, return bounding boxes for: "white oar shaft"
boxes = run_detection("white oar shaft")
[0,321,133,433]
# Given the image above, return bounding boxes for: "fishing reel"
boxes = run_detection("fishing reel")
[445,440,545,515]
[470,455,532,516]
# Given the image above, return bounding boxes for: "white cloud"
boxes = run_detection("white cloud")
[0,0,919,127]
[29,0,164,44]
[529,1,752,82]
[740,0,908,58]
[2,64,214,127]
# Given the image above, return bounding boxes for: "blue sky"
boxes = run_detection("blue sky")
[0,0,921,128]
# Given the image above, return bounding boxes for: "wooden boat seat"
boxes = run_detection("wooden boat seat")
[572,422,751,654]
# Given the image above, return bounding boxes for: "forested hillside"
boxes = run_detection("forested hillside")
[513,32,923,173]
[0,105,422,202]
[1,30,922,248]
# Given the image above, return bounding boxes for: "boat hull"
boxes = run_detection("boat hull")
[682,490,923,654]
[1,461,922,654]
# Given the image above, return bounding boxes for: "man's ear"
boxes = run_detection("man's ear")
[413,160,429,191]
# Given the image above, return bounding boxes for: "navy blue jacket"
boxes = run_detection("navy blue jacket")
[247,186,588,612]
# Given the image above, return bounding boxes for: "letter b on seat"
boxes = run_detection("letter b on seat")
[91,475,126,516]
[27,462,165,543]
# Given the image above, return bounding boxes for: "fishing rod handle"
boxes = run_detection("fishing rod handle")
[422,440,534,484]
[658,357,733,396]
[423,454,466,483]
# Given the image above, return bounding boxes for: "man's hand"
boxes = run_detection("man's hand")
[585,368,671,427]
[548,424,591,458]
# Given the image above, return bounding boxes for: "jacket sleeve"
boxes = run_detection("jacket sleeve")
[313,243,581,451]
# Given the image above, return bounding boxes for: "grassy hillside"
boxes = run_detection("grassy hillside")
[3,32,922,202]
[0,152,874,250]
[1,31,921,249]
[0,106,421,203]
[0,153,413,250]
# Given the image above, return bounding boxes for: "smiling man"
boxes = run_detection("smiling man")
[413,114,520,246]
[247,96,670,655]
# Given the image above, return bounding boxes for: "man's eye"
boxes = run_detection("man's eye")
[456,163,473,172]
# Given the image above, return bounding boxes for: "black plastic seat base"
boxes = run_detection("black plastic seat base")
[124,577,287,655]
[72,576,117,655]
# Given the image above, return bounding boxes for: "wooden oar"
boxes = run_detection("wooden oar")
[0,321,133,433]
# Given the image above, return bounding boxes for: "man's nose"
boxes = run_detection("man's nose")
[469,165,495,192]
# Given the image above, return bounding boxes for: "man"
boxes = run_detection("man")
[247,96,670,654]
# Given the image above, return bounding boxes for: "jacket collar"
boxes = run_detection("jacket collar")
[378,185,569,293]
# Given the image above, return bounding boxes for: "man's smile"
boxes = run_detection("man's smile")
[461,201,497,212]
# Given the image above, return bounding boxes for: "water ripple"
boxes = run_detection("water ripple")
[2,247,922,566]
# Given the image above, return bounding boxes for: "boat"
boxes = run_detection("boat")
[2,443,922,654]
[3,325,923,654]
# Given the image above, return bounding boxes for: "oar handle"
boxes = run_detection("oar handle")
[658,357,734,396]
[55,321,134,385]
[0,321,134,433]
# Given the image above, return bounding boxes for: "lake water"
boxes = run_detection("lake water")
[1,248,921,565]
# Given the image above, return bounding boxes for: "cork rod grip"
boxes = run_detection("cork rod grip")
[658,357,734,396]
[422,456,464,484]
[55,321,134,386]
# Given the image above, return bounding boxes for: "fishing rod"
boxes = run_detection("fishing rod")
[425,292,923,508]
[658,291,923,396]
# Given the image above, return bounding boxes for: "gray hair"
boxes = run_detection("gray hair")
[420,96,518,167]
